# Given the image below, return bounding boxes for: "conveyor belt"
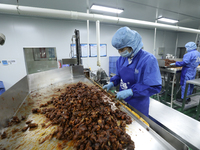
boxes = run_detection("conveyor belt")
[0,76,176,150]
[89,78,149,126]
[150,98,200,150]
[0,67,181,150]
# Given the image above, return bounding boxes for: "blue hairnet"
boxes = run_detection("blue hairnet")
[112,27,143,55]
[185,42,197,52]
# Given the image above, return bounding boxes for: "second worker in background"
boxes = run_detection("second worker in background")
[103,26,162,117]
[170,42,200,104]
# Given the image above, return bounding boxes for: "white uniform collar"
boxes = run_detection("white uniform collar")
[128,53,134,64]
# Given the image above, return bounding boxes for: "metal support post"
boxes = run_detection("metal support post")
[181,83,189,112]
[74,29,81,65]
[171,74,176,107]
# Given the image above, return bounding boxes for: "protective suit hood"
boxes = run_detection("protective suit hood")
[112,27,143,56]
[185,42,197,52]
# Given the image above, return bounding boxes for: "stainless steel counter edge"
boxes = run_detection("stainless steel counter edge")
[159,68,182,74]
[0,66,84,128]
[149,98,200,150]
[127,103,188,150]
[0,76,29,128]
[120,105,177,150]
[186,78,200,86]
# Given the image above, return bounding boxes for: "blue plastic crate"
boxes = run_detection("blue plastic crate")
[109,56,119,76]
[0,81,4,88]
[109,57,119,62]
[109,62,117,68]
[109,67,117,76]
[0,81,5,95]
[109,56,119,62]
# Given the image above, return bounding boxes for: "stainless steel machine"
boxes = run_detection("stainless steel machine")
[157,58,183,107]
[62,29,82,66]
[157,58,183,68]
[0,66,189,150]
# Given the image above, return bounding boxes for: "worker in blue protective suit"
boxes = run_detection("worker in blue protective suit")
[170,42,200,104]
[103,27,162,117]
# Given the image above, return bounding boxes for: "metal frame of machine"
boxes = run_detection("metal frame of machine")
[62,29,82,67]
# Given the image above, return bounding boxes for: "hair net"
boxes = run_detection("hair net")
[185,42,197,52]
[112,26,143,55]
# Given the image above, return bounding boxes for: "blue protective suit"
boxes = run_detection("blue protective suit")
[175,42,200,99]
[110,26,162,117]
[110,50,162,116]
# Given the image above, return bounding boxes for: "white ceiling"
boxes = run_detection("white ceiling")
[0,0,200,29]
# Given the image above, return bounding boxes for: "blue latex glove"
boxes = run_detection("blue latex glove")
[170,63,175,66]
[103,82,114,91]
[116,89,133,100]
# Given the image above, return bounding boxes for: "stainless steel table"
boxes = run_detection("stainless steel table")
[150,98,200,150]
[173,78,200,113]
[159,68,181,107]
[187,78,200,86]
[159,66,200,107]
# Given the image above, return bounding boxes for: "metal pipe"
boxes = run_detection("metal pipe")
[171,74,176,108]
[87,9,90,59]
[0,4,200,34]
[195,26,200,51]
[153,9,158,56]
[153,27,157,56]
[195,33,199,44]
[87,9,90,67]
[96,20,101,67]
[175,33,179,57]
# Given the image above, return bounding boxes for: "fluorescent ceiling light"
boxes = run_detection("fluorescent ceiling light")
[91,4,124,14]
[158,17,178,23]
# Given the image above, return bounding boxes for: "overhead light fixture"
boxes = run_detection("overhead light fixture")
[157,17,178,24]
[90,4,124,14]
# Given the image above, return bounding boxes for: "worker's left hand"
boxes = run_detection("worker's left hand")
[116,89,133,100]
[170,63,175,66]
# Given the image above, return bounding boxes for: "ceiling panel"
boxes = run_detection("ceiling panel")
[121,0,200,28]
[179,0,200,17]
[0,0,89,12]
[123,0,180,12]
[90,0,157,22]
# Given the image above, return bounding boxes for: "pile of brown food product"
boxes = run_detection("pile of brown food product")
[32,82,135,150]
[165,59,176,66]
[6,116,24,127]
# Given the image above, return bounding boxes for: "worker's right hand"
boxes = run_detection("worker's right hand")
[103,82,114,91]
[170,63,175,66]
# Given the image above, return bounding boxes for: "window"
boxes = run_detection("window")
[24,47,58,74]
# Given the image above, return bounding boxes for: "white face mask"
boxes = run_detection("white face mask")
[120,48,133,57]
